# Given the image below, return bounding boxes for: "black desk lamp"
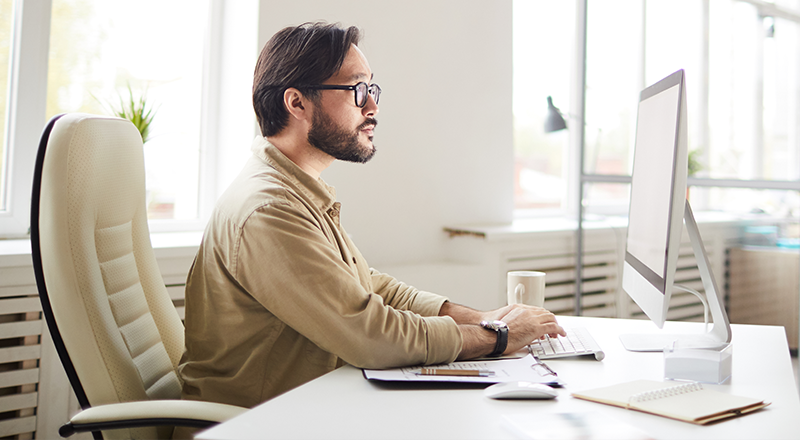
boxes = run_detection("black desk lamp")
[545,96,568,133]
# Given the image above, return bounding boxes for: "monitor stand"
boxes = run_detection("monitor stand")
[619,201,732,352]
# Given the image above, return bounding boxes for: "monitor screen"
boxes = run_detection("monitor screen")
[621,69,687,329]
[625,82,682,292]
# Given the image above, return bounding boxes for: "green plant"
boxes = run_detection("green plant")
[109,84,158,143]
[687,148,703,176]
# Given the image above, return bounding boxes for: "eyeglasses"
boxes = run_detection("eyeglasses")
[305,82,381,108]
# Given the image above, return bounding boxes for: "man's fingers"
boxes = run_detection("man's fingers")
[545,323,566,337]
[500,307,555,322]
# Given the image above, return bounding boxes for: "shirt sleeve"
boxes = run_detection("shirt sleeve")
[369,269,449,317]
[232,200,462,369]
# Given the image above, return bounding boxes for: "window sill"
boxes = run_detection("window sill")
[0,231,203,267]
[444,216,625,242]
[444,211,752,242]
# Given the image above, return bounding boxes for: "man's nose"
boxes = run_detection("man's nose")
[363,94,379,117]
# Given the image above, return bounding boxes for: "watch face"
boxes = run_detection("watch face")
[481,320,507,331]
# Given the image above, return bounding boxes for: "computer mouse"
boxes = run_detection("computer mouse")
[483,381,558,400]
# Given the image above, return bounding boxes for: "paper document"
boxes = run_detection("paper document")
[362,353,561,385]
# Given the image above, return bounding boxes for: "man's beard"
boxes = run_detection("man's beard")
[307,108,377,164]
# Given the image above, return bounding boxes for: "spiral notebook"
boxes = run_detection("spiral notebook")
[572,380,769,425]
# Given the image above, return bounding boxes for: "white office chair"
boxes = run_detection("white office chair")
[30,113,247,439]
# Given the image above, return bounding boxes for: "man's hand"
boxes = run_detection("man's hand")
[440,302,565,360]
[493,304,565,354]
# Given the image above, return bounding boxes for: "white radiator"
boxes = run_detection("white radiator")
[504,248,620,317]
[0,245,195,439]
[497,223,734,321]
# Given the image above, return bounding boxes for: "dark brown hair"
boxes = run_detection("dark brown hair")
[252,22,361,137]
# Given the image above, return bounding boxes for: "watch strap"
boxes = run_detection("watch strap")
[489,325,508,357]
[481,320,508,357]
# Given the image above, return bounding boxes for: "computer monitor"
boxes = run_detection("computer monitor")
[619,69,731,352]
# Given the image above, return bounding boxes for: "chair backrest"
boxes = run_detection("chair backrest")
[31,114,186,438]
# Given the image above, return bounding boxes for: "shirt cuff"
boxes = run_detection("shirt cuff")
[423,315,462,364]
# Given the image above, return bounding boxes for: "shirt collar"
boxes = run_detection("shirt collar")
[250,136,338,211]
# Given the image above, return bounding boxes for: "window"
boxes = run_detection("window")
[0,0,259,238]
[47,0,207,222]
[512,1,575,215]
[513,0,800,223]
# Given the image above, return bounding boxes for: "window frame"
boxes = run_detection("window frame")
[0,0,257,238]
[576,0,800,201]
[569,0,800,313]
[0,0,52,237]
[513,0,800,220]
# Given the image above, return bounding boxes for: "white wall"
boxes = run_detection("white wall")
[257,0,514,267]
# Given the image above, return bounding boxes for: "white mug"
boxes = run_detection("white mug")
[507,271,546,307]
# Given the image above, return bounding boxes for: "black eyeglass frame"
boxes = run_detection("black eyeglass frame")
[303,82,381,108]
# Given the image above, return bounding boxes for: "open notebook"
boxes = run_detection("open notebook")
[572,380,769,425]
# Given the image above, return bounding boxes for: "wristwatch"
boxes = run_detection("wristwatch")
[479,320,508,357]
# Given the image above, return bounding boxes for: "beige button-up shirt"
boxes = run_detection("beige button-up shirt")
[178,137,463,408]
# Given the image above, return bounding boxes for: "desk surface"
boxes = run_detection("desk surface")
[196,316,800,440]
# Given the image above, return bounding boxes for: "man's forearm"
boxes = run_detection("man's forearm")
[438,301,484,324]
[439,302,495,359]
[456,324,495,360]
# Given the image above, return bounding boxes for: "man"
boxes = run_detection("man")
[178,21,564,410]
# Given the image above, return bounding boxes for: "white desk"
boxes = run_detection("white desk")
[196,316,800,440]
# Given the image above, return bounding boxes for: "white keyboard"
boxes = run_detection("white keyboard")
[529,327,605,361]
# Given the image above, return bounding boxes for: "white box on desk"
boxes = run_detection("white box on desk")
[664,343,732,384]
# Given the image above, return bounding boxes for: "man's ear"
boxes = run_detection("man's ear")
[283,87,310,122]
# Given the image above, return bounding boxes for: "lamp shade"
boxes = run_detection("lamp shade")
[545,96,567,133]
